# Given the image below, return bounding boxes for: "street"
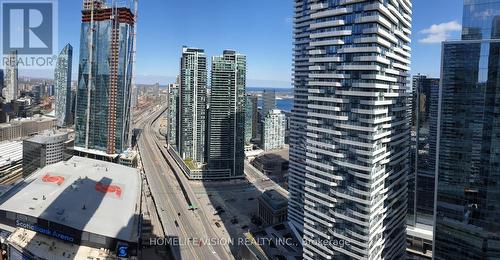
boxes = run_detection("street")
[136,106,233,260]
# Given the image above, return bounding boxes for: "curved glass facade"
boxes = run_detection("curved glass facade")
[55,44,73,127]
[463,0,500,40]
[435,1,500,258]
[75,7,135,154]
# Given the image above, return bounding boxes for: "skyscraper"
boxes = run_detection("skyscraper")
[179,47,207,165]
[168,82,179,147]
[207,50,246,178]
[3,50,18,103]
[0,69,4,92]
[409,75,439,224]
[250,95,259,139]
[154,82,160,97]
[262,109,285,151]
[288,1,413,259]
[75,0,136,154]
[262,89,276,116]
[55,44,73,127]
[434,0,500,259]
[131,85,138,108]
[406,75,439,258]
[245,95,255,144]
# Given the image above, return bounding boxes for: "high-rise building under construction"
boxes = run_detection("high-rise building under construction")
[75,0,136,154]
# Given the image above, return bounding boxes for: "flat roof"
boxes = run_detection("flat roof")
[0,115,56,129]
[0,141,23,168]
[72,146,119,158]
[261,189,288,211]
[25,130,68,144]
[407,223,434,241]
[0,156,141,242]
[261,146,289,161]
[9,228,119,260]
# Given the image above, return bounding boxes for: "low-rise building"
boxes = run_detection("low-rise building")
[258,189,288,226]
[251,153,289,184]
[247,223,302,260]
[119,149,139,168]
[8,228,123,260]
[68,146,138,168]
[407,223,433,259]
[0,156,142,259]
[22,130,69,177]
[0,141,23,184]
[0,115,56,142]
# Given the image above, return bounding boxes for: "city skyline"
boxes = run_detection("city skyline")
[12,0,462,87]
[1,0,500,259]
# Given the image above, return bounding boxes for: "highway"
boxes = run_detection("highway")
[135,106,233,260]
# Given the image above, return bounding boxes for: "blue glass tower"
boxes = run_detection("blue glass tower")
[55,44,73,127]
[75,0,135,154]
[409,75,440,225]
[434,0,500,259]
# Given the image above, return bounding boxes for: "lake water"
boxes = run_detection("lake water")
[277,98,293,112]
[249,87,294,112]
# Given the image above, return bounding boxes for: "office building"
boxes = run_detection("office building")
[0,115,56,142]
[75,1,136,155]
[245,95,254,144]
[131,85,139,109]
[3,50,18,103]
[48,84,56,97]
[0,69,4,91]
[153,82,160,99]
[70,89,77,123]
[251,151,289,185]
[178,47,207,165]
[434,0,500,259]
[409,75,439,222]
[55,44,74,127]
[0,156,141,259]
[262,109,285,151]
[262,89,276,116]
[22,130,69,177]
[168,82,179,147]
[249,95,259,139]
[288,1,413,259]
[207,50,246,177]
[406,75,439,258]
[258,189,288,226]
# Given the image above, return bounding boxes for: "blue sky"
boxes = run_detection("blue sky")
[25,0,464,87]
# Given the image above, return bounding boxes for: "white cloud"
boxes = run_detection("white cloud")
[419,21,462,44]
